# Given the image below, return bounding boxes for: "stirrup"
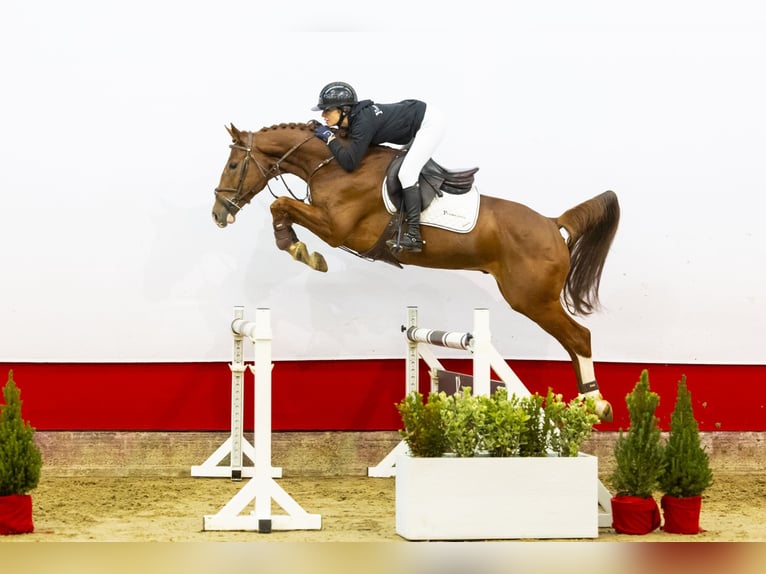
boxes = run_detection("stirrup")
[386,233,424,254]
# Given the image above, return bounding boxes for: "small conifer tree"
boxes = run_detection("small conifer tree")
[0,370,42,496]
[658,375,713,497]
[611,369,664,498]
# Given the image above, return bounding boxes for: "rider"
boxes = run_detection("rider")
[311,81,446,253]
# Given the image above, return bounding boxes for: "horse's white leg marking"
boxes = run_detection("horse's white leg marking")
[576,353,613,422]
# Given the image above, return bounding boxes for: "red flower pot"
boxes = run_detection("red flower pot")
[611,495,661,534]
[0,494,34,535]
[661,494,703,534]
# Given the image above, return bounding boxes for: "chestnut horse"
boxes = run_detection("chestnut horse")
[212,122,620,420]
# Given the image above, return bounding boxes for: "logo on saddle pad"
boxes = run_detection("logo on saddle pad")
[382,157,480,233]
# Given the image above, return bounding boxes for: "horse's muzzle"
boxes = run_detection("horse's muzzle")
[212,206,237,228]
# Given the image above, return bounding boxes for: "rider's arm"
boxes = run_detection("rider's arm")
[327,112,375,172]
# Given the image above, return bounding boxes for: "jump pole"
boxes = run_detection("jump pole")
[403,306,531,399]
[203,307,321,532]
[191,306,281,480]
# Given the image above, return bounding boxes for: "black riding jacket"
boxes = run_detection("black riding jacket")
[327,99,427,172]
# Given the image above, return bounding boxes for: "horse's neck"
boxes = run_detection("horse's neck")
[276,138,334,181]
[278,135,396,189]
[309,150,395,209]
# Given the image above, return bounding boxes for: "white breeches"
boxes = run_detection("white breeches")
[398,104,447,188]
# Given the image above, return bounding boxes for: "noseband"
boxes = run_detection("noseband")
[214,130,320,216]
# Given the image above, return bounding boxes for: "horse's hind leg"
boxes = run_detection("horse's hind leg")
[530,303,613,421]
[497,277,613,421]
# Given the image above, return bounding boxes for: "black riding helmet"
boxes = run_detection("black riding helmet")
[311,81,358,111]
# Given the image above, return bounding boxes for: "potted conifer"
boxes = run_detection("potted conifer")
[0,370,42,535]
[658,375,713,534]
[609,369,664,534]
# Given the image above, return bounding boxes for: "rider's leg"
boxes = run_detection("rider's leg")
[397,184,424,251]
[394,105,447,252]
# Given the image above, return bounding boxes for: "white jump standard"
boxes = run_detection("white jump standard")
[203,307,321,532]
[191,306,281,480]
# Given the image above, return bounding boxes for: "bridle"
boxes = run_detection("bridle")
[214,128,332,216]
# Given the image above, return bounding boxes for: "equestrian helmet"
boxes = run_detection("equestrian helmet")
[312,81,358,111]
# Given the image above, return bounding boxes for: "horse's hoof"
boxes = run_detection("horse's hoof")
[594,398,613,423]
[288,242,328,272]
[310,252,328,273]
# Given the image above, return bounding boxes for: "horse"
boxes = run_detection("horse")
[212,122,620,421]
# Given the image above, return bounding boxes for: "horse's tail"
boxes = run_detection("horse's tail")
[555,190,620,316]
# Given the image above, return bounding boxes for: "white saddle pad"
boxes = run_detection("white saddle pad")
[382,177,480,233]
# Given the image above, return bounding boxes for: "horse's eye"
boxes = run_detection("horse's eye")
[229,162,238,170]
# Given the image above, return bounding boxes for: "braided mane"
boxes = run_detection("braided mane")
[258,122,314,134]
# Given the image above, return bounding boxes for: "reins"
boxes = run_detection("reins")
[214,127,332,214]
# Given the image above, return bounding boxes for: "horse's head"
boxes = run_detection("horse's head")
[211,122,324,228]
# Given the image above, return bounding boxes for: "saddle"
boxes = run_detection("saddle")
[358,154,479,267]
[384,154,479,211]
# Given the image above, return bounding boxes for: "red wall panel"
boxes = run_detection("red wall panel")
[2,361,763,432]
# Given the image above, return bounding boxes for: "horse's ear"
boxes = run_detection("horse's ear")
[226,123,238,140]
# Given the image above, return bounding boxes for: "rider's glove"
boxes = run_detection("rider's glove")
[314,125,334,144]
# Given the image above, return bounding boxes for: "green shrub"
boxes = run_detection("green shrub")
[518,393,551,456]
[396,385,598,458]
[396,391,449,457]
[442,387,482,457]
[477,387,529,457]
[548,391,600,457]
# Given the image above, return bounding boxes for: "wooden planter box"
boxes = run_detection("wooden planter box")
[395,453,599,540]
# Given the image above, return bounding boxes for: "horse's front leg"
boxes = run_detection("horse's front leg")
[271,197,332,273]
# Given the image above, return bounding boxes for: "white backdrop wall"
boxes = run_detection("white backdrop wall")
[1,1,764,364]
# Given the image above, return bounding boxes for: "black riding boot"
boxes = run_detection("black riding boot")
[387,184,424,253]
